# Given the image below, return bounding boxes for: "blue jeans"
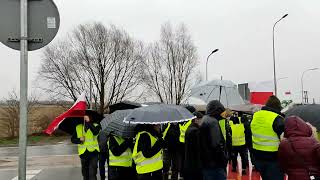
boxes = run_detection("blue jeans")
[202,168,226,180]
[254,159,284,180]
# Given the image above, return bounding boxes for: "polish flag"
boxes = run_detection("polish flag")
[44,92,87,135]
[248,81,274,105]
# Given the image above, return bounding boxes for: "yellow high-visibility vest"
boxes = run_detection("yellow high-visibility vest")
[251,110,280,152]
[179,120,192,143]
[162,123,171,139]
[108,135,132,167]
[231,120,246,146]
[219,119,227,141]
[76,123,100,155]
[132,131,163,174]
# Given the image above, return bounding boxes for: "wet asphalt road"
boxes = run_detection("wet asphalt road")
[0,144,84,180]
[0,167,85,180]
[0,144,77,157]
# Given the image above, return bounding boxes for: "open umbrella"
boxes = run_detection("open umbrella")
[57,110,103,135]
[100,109,136,138]
[285,104,320,129]
[57,117,83,135]
[109,101,141,113]
[123,104,196,124]
[190,79,245,107]
[229,104,262,114]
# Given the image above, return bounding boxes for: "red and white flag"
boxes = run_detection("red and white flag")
[44,92,87,135]
[249,81,274,105]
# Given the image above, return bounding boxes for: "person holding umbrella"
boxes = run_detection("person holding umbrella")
[133,124,164,180]
[108,133,135,180]
[124,104,196,180]
[71,111,101,180]
[100,109,138,180]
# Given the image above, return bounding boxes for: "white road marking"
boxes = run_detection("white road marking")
[11,169,42,180]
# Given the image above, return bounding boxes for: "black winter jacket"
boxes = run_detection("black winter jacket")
[184,122,202,172]
[108,135,133,157]
[137,128,163,158]
[200,115,228,168]
[163,123,180,152]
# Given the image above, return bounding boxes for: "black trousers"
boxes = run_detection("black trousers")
[163,149,179,180]
[80,152,99,180]
[231,145,248,170]
[99,152,108,180]
[137,170,162,180]
[178,144,185,177]
[184,171,203,180]
[108,166,136,180]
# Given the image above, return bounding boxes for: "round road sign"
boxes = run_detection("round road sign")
[0,0,60,51]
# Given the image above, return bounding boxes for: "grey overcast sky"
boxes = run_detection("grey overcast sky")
[0,0,319,103]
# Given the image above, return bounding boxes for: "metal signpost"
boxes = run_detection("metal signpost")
[0,0,60,179]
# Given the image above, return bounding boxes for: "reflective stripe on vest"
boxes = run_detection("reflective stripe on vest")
[179,120,192,143]
[132,131,163,174]
[251,110,280,152]
[231,121,245,146]
[219,119,227,141]
[108,135,132,167]
[162,123,171,139]
[76,124,100,155]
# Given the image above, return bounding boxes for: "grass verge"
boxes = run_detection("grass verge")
[0,134,69,147]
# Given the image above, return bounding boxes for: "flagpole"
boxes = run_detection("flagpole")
[89,79,93,109]
[83,118,85,135]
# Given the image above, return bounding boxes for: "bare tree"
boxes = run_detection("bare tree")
[0,90,38,138]
[39,23,144,114]
[141,23,198,104]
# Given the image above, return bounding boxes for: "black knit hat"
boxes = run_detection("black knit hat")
[265,95,282,111]
[206,100,225,116]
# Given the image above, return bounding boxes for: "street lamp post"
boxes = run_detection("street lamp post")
[206,49,219,81]
[301,68,319,104]
[276,77,288,96]
[273,14,288,96]
[277,77,288,82]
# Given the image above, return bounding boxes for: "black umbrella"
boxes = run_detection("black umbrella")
[58,117,83,135]
[109,101,141,113]
[285,104,320,129]
[123,104,196,124]
[100,109,136,138]
[58,110,103,135]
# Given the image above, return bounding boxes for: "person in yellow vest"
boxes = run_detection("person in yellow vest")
[177,105,196,178]
[250,95,285,180]
[230,112,249,175]
[218,110,233,163]
[71,113,101,180]
[107,134,134,180]
[162,123,180,180]
[133,124,164,180]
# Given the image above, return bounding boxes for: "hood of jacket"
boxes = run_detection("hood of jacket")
[284,116,312,138]
[206,100,225,116]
